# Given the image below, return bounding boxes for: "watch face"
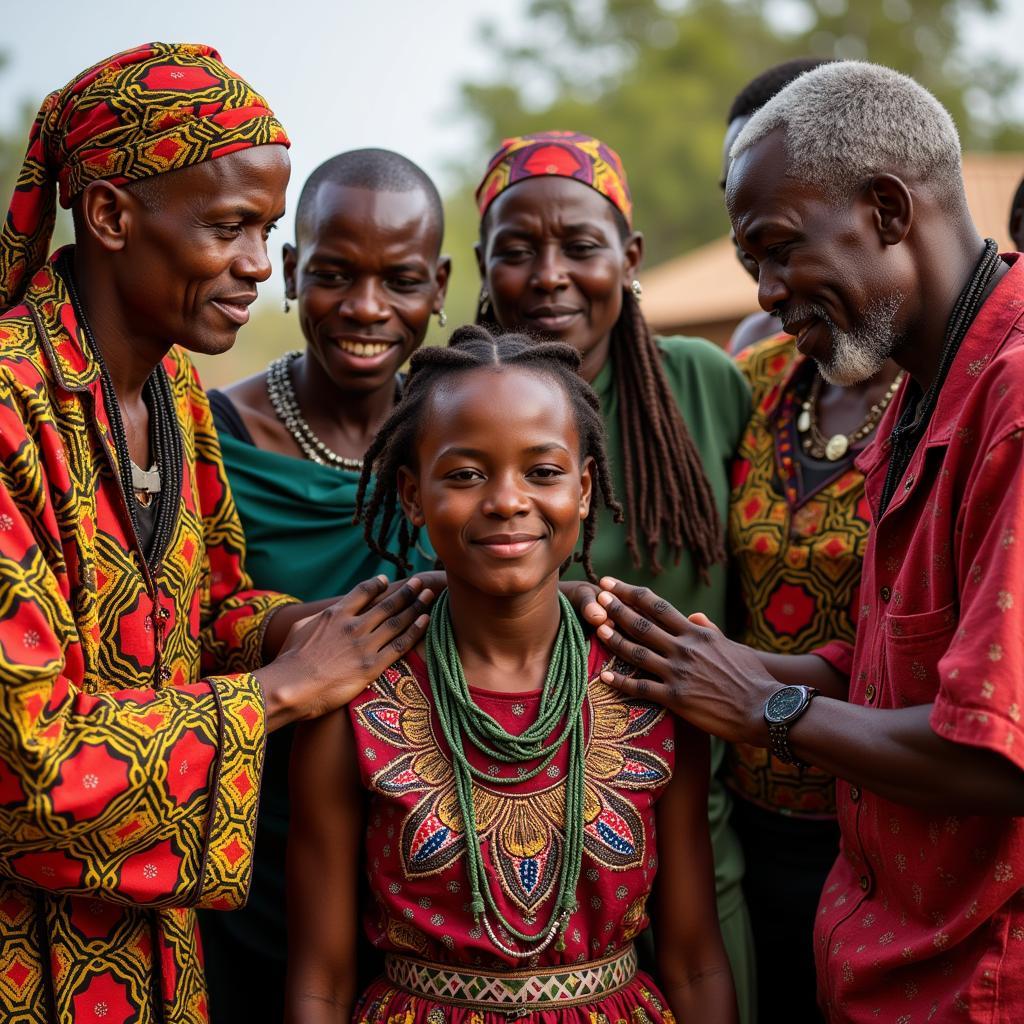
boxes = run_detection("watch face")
[765,686,808,724]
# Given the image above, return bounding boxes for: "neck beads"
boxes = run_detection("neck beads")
[425,589,590,957]
[266,351,364,471]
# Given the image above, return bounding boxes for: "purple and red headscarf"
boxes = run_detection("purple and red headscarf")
[0,41,289,309]
[475,130,633,228]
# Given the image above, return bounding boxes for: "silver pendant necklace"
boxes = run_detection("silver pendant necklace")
[130,461,162,507]
[265,351,364,471]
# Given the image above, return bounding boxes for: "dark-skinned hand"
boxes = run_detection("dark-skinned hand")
[353,573,605,626]
[255,574,436,732]
[255,572,621,733]
[591,576,781,745]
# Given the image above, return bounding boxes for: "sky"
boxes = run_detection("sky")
[2,0,1021,303]
[0,0,534,300]
[1,0,528,200]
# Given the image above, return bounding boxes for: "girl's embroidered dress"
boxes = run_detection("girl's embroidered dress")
[348,637,678,1024]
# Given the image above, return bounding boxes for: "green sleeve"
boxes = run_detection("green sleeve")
[656,334,752,457]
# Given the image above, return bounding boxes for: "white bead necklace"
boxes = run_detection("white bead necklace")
[265,351,364,471]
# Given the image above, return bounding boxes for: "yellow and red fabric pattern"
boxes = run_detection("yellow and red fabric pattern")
[0,255,297,1022]
[475,130,633,227]
[0,41,289,310]
[726,333,870,818]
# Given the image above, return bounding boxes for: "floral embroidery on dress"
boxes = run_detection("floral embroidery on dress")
[355,663,670,914]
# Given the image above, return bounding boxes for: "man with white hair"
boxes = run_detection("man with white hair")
[585,61,1024,1021]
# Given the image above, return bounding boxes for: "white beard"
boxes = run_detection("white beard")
[784,293,904,386]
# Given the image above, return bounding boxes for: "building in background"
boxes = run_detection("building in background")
[643,153,1024,345]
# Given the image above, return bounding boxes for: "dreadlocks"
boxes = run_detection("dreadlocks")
[355,324,622,583]
[476,214,724,579]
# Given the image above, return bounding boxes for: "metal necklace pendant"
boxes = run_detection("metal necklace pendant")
[801,368,905,461]
[130,461,162,507]
[266,351,364,472]
[61,251,183,573]
[824,434,850,461]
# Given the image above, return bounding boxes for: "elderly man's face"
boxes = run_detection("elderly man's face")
[726,129,908,385]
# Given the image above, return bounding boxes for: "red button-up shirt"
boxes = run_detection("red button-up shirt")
[813,255,1024,1022]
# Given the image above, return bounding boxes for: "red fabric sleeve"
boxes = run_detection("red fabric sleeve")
[811,640,855,681]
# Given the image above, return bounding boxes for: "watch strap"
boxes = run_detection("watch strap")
[766,686,818,767]
[768,719,807,767]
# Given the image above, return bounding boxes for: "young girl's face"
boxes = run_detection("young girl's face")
[398,365,593,598]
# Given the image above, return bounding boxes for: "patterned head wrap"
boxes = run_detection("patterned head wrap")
[0,41,289,309]
[475,130,633,228]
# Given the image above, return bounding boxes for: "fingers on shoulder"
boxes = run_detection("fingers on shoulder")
[600,667,657,701]
[345,574,390,610]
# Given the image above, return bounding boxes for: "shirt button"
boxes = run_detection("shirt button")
[850,785,861,802]
[865,683,876,703]
[859,875,870,892]
[880,586,891,602]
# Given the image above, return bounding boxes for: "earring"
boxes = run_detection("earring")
[438,308,448,328]
[630,279,643,301]
[478,287,492,316]
[282,297,291,313]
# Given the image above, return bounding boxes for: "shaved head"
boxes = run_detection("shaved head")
[295,148,443,251]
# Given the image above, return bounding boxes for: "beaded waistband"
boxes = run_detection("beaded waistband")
[384,945,637,1012]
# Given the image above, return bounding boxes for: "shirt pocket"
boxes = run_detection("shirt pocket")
[882,602,958,707]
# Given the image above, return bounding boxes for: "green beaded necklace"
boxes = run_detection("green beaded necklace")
[426,589,590,957]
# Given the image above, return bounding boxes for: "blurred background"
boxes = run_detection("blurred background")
[3,0,1022,385]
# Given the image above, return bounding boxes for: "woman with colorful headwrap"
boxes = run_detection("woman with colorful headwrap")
[474,131,756,1023]
[0,42,434,1022]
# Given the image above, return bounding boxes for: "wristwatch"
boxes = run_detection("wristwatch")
[764,685,818,767]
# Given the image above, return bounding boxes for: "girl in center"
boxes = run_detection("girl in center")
[286,325,736,1024]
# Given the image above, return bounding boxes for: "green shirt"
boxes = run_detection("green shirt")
[564,335,752,912]
[202,397,434,963]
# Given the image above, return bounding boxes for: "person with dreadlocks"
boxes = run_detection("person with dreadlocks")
[472,131,755,1022]
[0,44,436,1022]
[286,324,737,1024]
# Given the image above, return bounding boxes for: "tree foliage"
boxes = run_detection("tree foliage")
[454,0,1024,270]
[0,57,73,261]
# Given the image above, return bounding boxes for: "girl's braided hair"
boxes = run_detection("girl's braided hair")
[355,324,622,583]
[477,209,724,579]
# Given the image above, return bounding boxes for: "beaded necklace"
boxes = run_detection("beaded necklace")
[61,254,183,569]
[797,368,904,461]
[879,239,1001,516]
[266,351,363,471]
[425,590,589,957]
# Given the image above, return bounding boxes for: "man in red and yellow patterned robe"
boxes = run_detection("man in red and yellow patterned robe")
[0,258,296,1020]
[0,43,435,1022]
